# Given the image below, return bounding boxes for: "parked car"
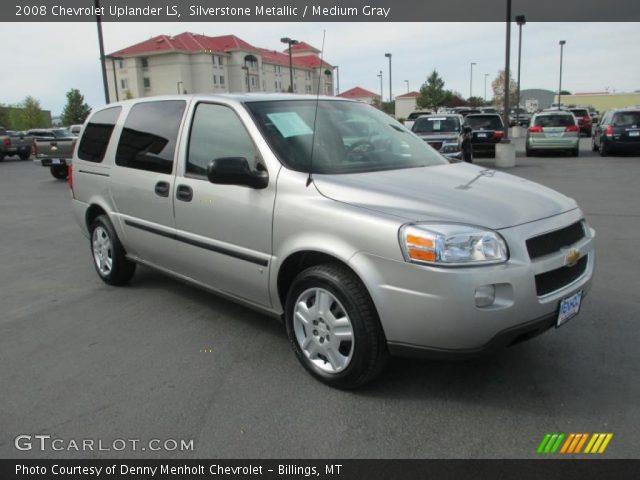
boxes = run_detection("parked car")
[509,108,531,127]
[403,110,433,130]
[30,128,77,179]
[592,108,640,156]
[464,113,505,158]
[480,107,498,114]
[0,130,34,161]
[69,124,83,136]
[588,107,599,124]
[411,114,472,162]
[526,111,580,157]
[71,94,595,388]
[568,108,593,137]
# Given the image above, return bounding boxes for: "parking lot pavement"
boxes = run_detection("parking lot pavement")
[1,139,639,459]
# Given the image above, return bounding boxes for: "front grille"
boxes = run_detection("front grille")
[526,221,585,260]
[427,141,443,151]
[535,255,588,296]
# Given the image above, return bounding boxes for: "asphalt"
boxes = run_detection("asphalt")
[0,138,639,459]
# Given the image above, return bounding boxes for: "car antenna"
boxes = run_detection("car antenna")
[306,29,326,187]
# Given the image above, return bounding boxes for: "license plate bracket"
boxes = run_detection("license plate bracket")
[557,290,582,328]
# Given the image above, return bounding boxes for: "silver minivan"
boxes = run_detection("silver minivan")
[70,94,595,388]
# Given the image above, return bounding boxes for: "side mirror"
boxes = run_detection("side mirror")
[463,125,472,134]
[207,157,269,189]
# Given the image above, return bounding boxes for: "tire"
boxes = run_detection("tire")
[463,145,473,163]
[89,214,136,286]
[50,165,68,180]
[19,151,30,160]
[591,137,598,152]
[525,147,533,157]
[599,140,610,157]
[0,153,5,162]
[284,263,388,389]
[571,148,579,157]
[489,146,496,159]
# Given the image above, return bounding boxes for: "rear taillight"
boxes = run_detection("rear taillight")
[528,125,543,133]
[582,116,591,124]
[32,141,37,156]
[605,125,613,136]
[2,137,9,147]
[492,131,504,140]
[68,165,74,197]
[565,125,579,133]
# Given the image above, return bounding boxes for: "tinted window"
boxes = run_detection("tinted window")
[187,103,260,176]
[115,101,186,174]
[78,107,121,162]
[612,111,640,126]
[534,115,575,127]
[570,109,589,118]
[412,117,460,133]
[52,129,72,138]
[465,115,503,130]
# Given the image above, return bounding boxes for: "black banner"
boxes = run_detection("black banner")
[3,460,640,480]
[4,0,640,22]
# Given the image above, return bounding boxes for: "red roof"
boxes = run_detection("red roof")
[396,91,420,98]
[109,32,331,69]
[289,41,320,53]
[338,87,379,99]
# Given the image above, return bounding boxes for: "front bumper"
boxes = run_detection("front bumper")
[350,209,595,355]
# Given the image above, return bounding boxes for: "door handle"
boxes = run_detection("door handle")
[176,185,193,202]
[154,181,170,197]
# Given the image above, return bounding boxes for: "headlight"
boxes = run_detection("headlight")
[440,142,460,153]
[399,223,508,266]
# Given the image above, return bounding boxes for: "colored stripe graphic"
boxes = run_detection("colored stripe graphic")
[541,433,613,454]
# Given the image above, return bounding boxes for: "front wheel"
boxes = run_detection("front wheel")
[90,215,136,286]
[285,263,388,389]
[50,165,68,180]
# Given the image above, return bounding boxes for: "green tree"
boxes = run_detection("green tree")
[417,70,447,110]
[467,96,485,107]
[491,70,518,108]
[61,89,91,125]
[0,104,10,129]
[442,90,467,108]
[10,96,46,130]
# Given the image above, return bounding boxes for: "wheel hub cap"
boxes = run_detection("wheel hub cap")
[92,226,113,276]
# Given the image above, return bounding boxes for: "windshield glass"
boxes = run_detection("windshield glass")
[246,100,448,174]
[52,129,71,137]
[612,111,640,126]
[535,114,575,127]
[465,115,503,130]
[412,117,460,133]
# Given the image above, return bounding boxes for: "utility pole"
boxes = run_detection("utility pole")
[385,53,392,102]
[95,0,109,104]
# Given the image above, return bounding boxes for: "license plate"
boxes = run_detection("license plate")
[51,158,61,165]
[557,290,582,327]
[629,131,639,137]
[547,132,562,137]
[477,133,487,138]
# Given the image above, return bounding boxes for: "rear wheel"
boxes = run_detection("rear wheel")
[591,137,598,151]
[571,148,579,157]
[0,153,4,162]
[285,263,388,389]
[89,215,136,286]
[599,140,610,157]
[50,165,68,180]
[19,151,30,160]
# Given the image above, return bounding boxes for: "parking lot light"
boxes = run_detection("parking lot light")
[558,40,567,107]
[515,15,526,126]
[385,53,392,102]
[280,37,299,93]
[470,62,477,100]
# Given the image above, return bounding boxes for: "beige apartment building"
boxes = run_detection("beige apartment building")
[105,33,334,101]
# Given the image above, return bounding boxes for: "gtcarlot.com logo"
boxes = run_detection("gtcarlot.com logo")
[537,432,613,454]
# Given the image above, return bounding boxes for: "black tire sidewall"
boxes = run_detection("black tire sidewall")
[284,265,382,388]
[50,166,68,179]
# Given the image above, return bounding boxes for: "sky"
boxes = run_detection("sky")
[1,22,639,115]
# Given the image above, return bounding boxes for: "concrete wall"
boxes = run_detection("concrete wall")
[395,97,418,120]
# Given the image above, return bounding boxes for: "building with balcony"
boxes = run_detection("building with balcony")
[105,33,334,101]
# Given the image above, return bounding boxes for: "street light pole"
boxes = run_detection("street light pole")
[377,70,383,107]
[558,40,566,107]
[515,15,526,126]
[484,73,489,103]
[280,37,299,93]
[241,66,250,92]
[470,62,476,100]
[502,0,512,140]
[404,80,409,93]
[385,53,392,102]
[334,65,340,95]
[94,0,109,104]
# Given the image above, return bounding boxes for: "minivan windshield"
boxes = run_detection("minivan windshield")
[534,114,575,127]
[246,100,448,174]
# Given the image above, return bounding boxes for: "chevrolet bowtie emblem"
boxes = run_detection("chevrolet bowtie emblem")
[565,249,581,267]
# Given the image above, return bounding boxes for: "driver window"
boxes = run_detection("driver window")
[187,103,260,176]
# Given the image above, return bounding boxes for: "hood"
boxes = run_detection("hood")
[313,163,577,230]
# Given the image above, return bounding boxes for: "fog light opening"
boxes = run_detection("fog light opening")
[475,285,496,308]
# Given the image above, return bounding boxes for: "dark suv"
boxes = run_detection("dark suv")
[569,108,593,137]
[592,108,640,156]
[464,114,505,158]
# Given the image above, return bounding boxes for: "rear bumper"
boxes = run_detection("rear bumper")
[33,158,72,167]
[527,137,579,150]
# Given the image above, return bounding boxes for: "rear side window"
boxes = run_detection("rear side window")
[535,115,575,127]
[465,115,503,130]
[612,111,640,126]
[78,107,121,162]
[570,109,589,118]
[116,100,186,174]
